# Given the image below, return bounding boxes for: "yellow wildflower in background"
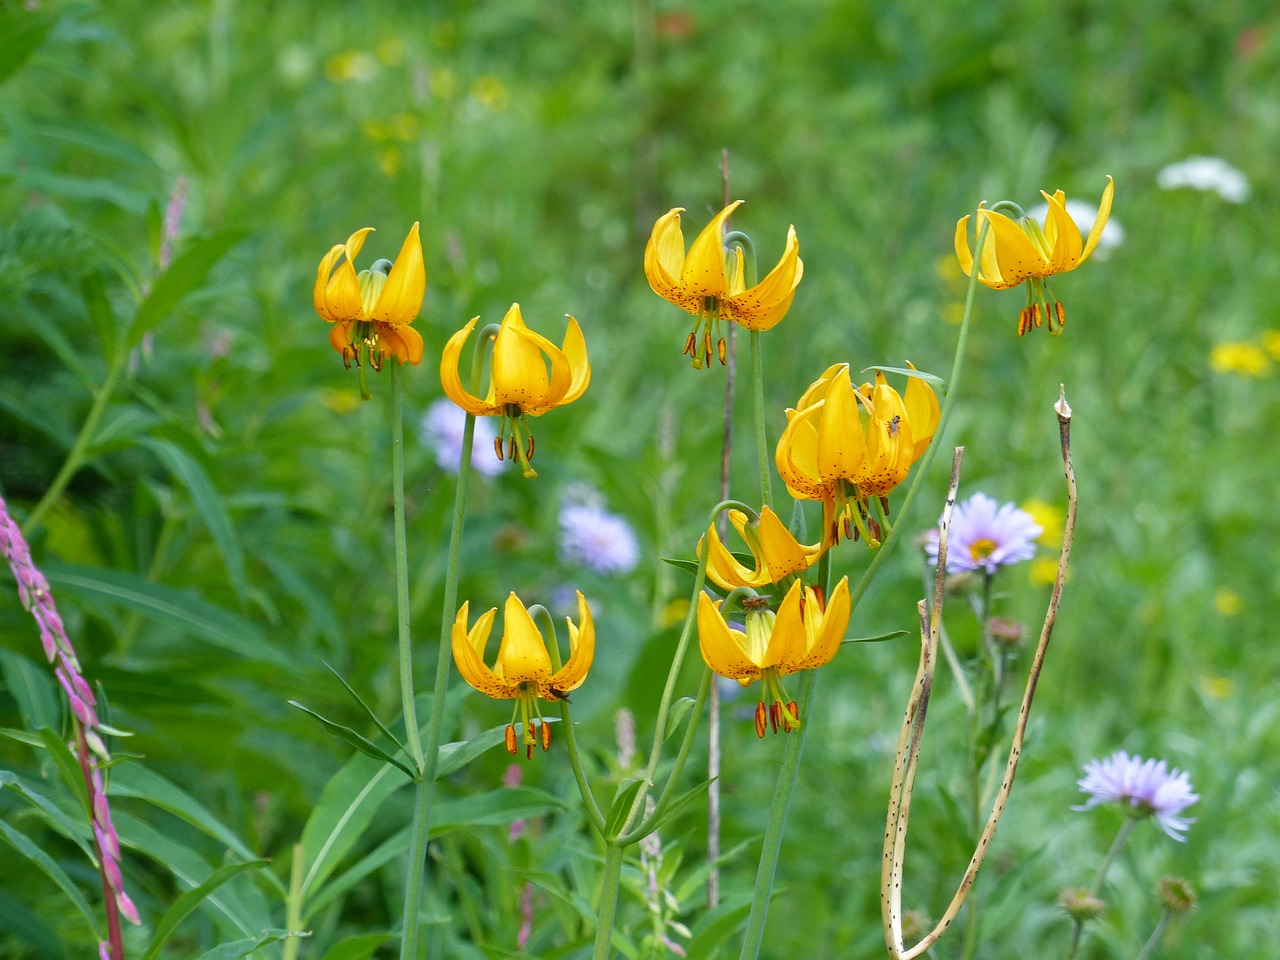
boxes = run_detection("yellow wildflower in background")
[451,592,595,757]
[697,578,851,736]
[955,176,1114,336]
[775,363,939,546]
[440,304,590,478]
[1213,588,1241,616]
[1021,498,1064,547]
[645,201,803,366]
[698,505,826,590]
[1029,557,1059,586]
[1209,342,1269,377]
[314,223,426,368]
[1261,330,1280,359]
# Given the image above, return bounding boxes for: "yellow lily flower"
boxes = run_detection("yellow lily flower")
[775,363,939,547]
[698,505,826,590]
[697,577,851,736]
[645,201,803,367]
[315,222,426,367]
[452,591,595,757]
[955,177,1114,336]
[440,303,591,478]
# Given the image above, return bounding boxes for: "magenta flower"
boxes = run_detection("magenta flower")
[1073,750,1199,841]
[1,497,140,933]
[925,492,1042,575]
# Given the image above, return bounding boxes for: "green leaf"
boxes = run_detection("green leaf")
[299,754,407,899]
[634,778,714,840]
[0,889,66,959]
[435,723,515,779]
[192,931,290,960]
[0,819,100,940]
[127,230,246,347]
[287,701,416,779]
[137,437,249,604]
[0,771,97,863]
[862,364,946,389]
[841,629,910,644]
[139,859,269,960]
[318,660,408,758]
[685,893,758,960]
[0,650,60,732]
[0,10,57,85]
[34,727,90,816]
[665,697,697,741]
[113,812,269,936]
[81,272,119,363]
[603,777,651,840]
[318,932,396,960]
[110,764,257,863]
[42,563,283,664]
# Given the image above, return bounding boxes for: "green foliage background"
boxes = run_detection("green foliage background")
[1,0,1278,957]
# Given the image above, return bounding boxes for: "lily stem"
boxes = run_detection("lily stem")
[737,668,817,960]
[591,842,627,960]
[22,352,125,539]
[399,361,479,960]
[750,329,773,512]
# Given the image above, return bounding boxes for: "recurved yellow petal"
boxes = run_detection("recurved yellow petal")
[681,201,741,298]
[493,593,553,682]
[558,316,591,406]
[440,317,499,415]
[451,602,518,699]
[549,591,595,695]
[369,222,425,325]
[792,577,850,672]
[696,593,761,681]
[1078,176,1114,264]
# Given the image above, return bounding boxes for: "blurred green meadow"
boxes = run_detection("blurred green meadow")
[2,0,1279,957]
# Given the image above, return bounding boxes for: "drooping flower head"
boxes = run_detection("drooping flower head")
[314,223,426,372]
[924,492,1043,575]
[645,201,803,368]
[558,489,640,575]
[775,363,939,547]
[698,505,825,590]
[955,177,1114,336]
[452,591,595,758]
[440,303,591,478]
[697,577,850,736]
[1073,750,1199,841]
[420,397,505,477]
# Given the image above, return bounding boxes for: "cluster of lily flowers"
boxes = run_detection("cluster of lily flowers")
[311,174,1115,751]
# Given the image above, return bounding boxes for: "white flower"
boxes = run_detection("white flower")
[420,398,504,477]
[1026,198,1125,261]
[924,492,1042,575]
[1156,156,1250,203]
[1073,750,1199,841]
[559,491,639,575]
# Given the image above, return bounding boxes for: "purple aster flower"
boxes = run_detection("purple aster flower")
[924,492,1042,575]
[558,490,639,575]
[1073,750,1199,841]
[420,397,504,477]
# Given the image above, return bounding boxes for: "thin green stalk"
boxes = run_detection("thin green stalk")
[1067,809,1139,959]
[22,353,125,538]
[749,330,773,511]
[399,345,482,960]
[392,362,424,770]
[591,842,627,960]
[282,845,304,960]
[850,217,991,613]
[1134,911,1172,960]
[737,669,817,960]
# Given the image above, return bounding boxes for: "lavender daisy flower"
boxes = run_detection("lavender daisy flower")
[420,397,504,477]
[924,492,1042,575]
[558,488,639,575]
[1073,750,1199,841]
